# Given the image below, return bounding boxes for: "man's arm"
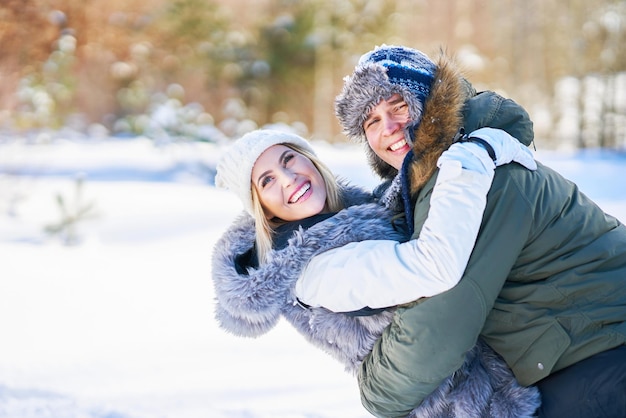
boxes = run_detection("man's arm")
[357,166,534,417]
[359,277,487,417]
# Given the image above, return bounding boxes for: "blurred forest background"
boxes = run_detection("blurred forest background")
[1,0,625,149]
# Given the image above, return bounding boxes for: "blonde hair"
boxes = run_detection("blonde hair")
[251,143,343,264]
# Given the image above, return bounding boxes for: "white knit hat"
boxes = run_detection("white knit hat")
[215,129,317,215]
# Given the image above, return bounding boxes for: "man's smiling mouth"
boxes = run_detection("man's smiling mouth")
[389,139,407,151]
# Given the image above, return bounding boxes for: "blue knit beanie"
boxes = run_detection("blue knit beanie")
[335,45,437,144]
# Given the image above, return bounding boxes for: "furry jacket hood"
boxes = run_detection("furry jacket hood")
[212,184,399,371]
[211,183,540,417]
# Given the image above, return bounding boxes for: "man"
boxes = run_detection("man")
[301,45,626,417]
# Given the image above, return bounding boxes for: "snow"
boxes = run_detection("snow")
[1,135,625,418]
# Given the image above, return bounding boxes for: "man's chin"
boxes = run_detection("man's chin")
[386,152,409,170]
[386,159,403,171]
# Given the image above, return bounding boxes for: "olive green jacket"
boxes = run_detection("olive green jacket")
[358,57,626,417]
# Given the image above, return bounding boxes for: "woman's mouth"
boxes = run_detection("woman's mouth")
[289,182,311,203]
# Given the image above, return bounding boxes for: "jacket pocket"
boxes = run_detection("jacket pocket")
[506,321,571,386]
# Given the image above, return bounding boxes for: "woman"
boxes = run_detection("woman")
[211,128,539,417]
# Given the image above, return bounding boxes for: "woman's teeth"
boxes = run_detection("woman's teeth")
[290,183,310,203]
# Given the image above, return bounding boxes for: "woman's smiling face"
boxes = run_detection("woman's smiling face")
[251,144,327,221]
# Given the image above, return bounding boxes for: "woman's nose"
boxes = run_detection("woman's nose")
[278,169,296,187]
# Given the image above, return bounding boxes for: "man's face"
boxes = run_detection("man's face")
[363,93,411,170]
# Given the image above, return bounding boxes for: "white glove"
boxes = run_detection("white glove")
[465,127,537,170]
[437,128,536,176]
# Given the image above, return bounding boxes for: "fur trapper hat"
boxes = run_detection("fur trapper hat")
[335,44,436,144]
[215,129,316,215]
[335,45,438,179]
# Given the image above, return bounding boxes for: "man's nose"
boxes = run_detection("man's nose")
[383,114,402,135]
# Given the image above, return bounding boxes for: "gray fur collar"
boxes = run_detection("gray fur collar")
[211,184,540,417]
[212,184,400,371]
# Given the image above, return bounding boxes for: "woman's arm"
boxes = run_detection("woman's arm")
[295,128,535,313]
[296,164,491,312]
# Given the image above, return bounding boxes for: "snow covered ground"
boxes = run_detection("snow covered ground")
[0,134,625,418]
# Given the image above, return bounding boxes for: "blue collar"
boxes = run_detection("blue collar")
[399,149,416,236]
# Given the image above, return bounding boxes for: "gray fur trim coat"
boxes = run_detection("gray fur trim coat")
[211,184,540,417]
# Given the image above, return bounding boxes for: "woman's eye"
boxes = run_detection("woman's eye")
[260,176,273,188]
[282,153,295,166]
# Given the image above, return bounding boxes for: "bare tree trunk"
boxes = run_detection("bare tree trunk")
[601,74,615,148]
[312,4,333,141]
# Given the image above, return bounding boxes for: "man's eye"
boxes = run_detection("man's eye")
[365,119,378,129]
[394,103,408,112]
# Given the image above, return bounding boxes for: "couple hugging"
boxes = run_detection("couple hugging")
[212,45,626,418]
